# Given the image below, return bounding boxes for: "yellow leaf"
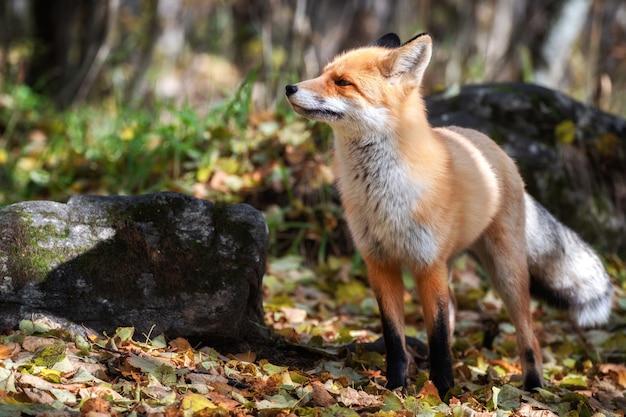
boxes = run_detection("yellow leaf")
[555,120,576,144]
[180,393,217,412]
[214,157,240,175]
[559,373,588,388]
[196,165,212,183]
[33,343,66,367]
[38,368,62,383]
[114,327,135,342]
[120,125,135,141]
[0,149,7,165]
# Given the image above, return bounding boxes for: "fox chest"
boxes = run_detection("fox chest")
[336,155,439,266]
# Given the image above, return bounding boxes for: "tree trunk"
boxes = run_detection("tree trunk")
[26,0,111,107]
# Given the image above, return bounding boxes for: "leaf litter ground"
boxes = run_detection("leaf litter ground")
[1,254,625,416]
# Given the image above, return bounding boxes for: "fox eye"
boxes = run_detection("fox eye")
[334,78,352,87]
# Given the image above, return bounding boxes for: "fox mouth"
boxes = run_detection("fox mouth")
[289,103,342,121]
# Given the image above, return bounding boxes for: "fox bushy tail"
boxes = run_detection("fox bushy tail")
[524,194,613,327]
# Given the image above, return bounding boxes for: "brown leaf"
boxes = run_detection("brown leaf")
[490,359,520,374]
[79,385,127,401]
[337,387,381,407]
[23,387,55,404]
[418,380,441,400]
[232,351,257,362]
[209,170,229,193]
[169,337,193,352]
[208,391,242,409]
[21,336,56,352]
[598,363,626,388]
[18,372,56,390]
[80,397,113,415]
[310,380,336,407]
[0,342,20,359]
[517,403,559,416]
[164,407,184,417]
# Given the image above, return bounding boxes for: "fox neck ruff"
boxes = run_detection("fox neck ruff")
[333,128,443,267]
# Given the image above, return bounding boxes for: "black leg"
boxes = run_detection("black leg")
[380,312,409,388]
[428,310,454,397]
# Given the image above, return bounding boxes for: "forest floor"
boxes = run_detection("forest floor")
[1,253,625,416]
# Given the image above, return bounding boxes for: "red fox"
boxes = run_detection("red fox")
[285,33,613,397]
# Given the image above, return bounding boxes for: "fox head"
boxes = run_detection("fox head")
[285,33,433,135]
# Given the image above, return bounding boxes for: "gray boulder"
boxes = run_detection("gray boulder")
[0,191,268,348]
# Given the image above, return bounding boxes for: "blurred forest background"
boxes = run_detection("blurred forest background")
[1,0,625,260]
[1,0,625,112]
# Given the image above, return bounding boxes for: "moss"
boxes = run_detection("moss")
[3,209,72,287]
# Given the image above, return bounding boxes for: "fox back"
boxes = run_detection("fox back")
[286,32,613,398]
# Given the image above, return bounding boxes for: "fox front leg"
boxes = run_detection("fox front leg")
[363,257,410,389]
[414,263,455,397]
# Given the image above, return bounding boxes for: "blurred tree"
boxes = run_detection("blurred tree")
[481,0,594,88]
[124,0,160,105]
[0,1,29,82]
[0,0,624,114]
[26,0,116,107]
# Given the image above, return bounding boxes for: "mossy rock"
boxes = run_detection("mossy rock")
[0,192,269,349]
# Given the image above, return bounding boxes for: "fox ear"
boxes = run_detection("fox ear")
[388,33,432,83]
[372,33,401,48]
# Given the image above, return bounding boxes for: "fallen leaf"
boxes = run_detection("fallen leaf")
[310,380,336,407]
[78,386,126,402]
[48,387,78,405]
[169,337,193,352]
[516,403,558,416]
[0,343,20,359]
[114,327,135,342]
[180,392,218,412]
[558,373,588,389]
[232,351,256,362]
[337,386,381,407]
[0,369,17,392]
[208,391,242,409]
[23,387,56,404]
[382,392,404,412]
[80,397,113,415]
[18,372,56,390]
[127,353,174,373]
[256,392,299,410]
[418,379,441,400]
[598,363,626,388]
[142,385,176,404]
[489,359,519,374]
[33,342,66,367]
[149,364,178,386]
[22,336,56,352]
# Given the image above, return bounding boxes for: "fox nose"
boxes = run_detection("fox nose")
[285,84,298,97]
